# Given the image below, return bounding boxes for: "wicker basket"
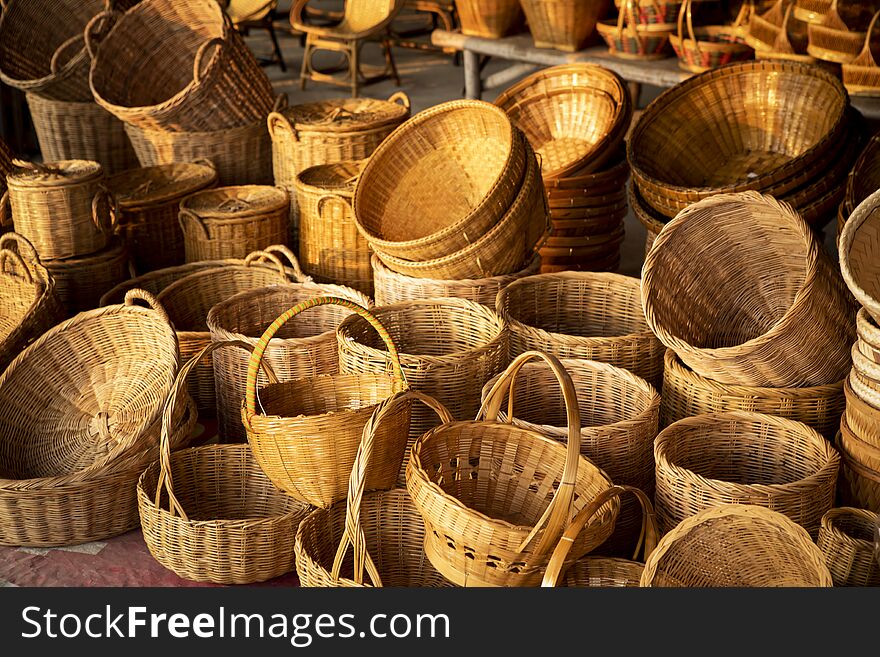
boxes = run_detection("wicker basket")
[25,93,139,176]
[0,233,64,373]
[838,188,880,325]
[206,282,370,443]
[660,350,845,439]
[138,341,311,583]
[337,297,509,483]
[497,271,665,387]
[669,0,754,73]
[844,12,880,97]
[795,0,831,23]
[846,133,880,215]
[654,411,839,536]
[597,6,675,61]
[817,507,880,586]
[543,146,630,196]
[642,192,855,387]
[640,504,833,586]
[294,160,372,295]
[837,430,880,512]
[179,185,290,263]
[89,0,275,131]
[3,159,115,260]
[243,296,411,509]
[44,238,129,316]
[520,0,610,52]
[482,358,660,555]
[407,351,619,587]
[630,182,666,255]
[295,392,455,587]
[751,1,818,62]
[456,0,524,38]
[807,0,872,63]
[353,100,527,261]
[106,161,218,274]
[746,0,788,49]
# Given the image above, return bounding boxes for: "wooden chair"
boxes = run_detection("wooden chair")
[388,0,459,56]
[221,0,288,71]
[291,0,404,96]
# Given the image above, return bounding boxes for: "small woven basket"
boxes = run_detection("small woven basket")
[520,0,610,51]
[456,0,524,38]
[597,8,675,61]
[817,507,880,586]
[669,0,754,73]
[44,238,129,316]
[640,504,833,586]
[807,0,871,63]
[844,11,880,96]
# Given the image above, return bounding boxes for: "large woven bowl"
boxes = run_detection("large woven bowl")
[642,191,855,387]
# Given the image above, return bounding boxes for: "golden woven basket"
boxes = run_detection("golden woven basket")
[843,11,880,95]
[596,3,675,62]
[43,237,129,317]
[457,0,523,38]
[795,0,832,23]
[846,133,880,215]
[807,0,873,63]
[817,507,880,586]
[837,430,880,513]
[839,188,880,325]
[520,0,609,51]
[751,1,818,62]
[669,0,754,73]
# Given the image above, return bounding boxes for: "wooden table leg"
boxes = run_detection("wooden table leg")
[464,50,482,100]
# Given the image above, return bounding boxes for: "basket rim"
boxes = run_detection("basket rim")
[839,187,880,319]
[370,252,541,287]
[7,159,103,187]
[180,184,290,218]
[43,238,127,268]
[275,96,410,135]
[106,162,219,209]
[541,145,629,190]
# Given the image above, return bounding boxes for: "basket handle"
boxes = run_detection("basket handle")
[267,107,296,141]
[243,297,407,428]
[477,350,581,558]
[50,34,84,74]
[254,244,309,282]
[178,208,209,241]
[0,233,42,285]
[193,37,224,84]
[123,288,172,327]
[241,249,288,278]
[540,485,659,587]
[155,340,280,519]
[190,157,217,170]
[331,390,453,586]
[316,193,353,220]
[0,191,10,229]
[84,10,121,60]
[858,10,880,61]
[386,91,411,110]
[91,186,118,236]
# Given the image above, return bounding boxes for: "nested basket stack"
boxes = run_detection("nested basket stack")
[520,0,610,51]
[495,65,633,272]
[817,507,880,586]
[669,0,754,73]
[456,0,524,38]
[597,0,678,60]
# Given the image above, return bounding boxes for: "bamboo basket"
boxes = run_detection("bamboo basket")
[795,0,831,23]
[817,507,880,586]
[89,0,275,131]
[746,0,789,49]
[807,0,871,63]
[481,358,660,555]
[206,282,370,443]
[843,12,880,95]
[497,271,664,387]
[753,2,820,62]
[2,159,115,260]
[44,238,129,316]
[520,0,610,51]
[543,146,629,197]
[243,296,412,509]
[0,233,64,373]
[138,341,311,584]
[630,182,666,255]
[640,504,833,586]
[839,188,880,324]
[597,3,675,62]
[670,0,754,73]
[846,133,880,214]
[456,0,524,38]
[406,351,619,587]
[179,185,290,263]
[642,192,855,387]
[25,93,139,176]
[0,289,178,481]
[837,431,880,513]
[294,160,372,296]
[654,411,839,536]
[106,161,218,274]
[295,391,455,587]
[353,100,527,261]
[660,350,845,439]
[337,297,509,483]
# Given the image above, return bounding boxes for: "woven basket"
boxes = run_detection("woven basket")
[543,146,629,196]
[0,233,64,373]
[844,12,880,97]
[642,192,855,387]
[138,341,310,583]
[0,289,178,481]
[746,0,788,49]
[520,0,610,51]
[795,0,831,23]
[294,160,372,295]
[353,100,527,261]
[751,1,818,62]
[837,431,880,513]
[179,185,290,263]
[670,0,754,73]
[337,297,509,483]
[407,351,619,587]
[615,0,684,23]
[597,7,675,61]
[25,93,139,176]
[2,159,115,260]
[44,238,129,316]
[838,188,880,325]
[640,504,834,586]
[807,0,872,63]
[456,0,524,37]
[106,161,219,274]
[295,391,455,587]
[481,358,660,555]
[660,350,846,439]
[207,282,370,443]
[654,411,839,536]
[243,296,411,509]
[497,271,664,387]
[630,182,666,255]
[846,133,880,214]
[817,507,880,586]
[89,0,275,131]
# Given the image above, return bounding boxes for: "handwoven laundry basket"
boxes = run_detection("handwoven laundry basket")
[43,237,129,316]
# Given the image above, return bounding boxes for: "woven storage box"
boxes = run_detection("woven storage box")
[337,297,509,483]
[294,160,372,295]
[817,507,880,586]
[0,233,64,373]
[407,351,619,587]
[839,188,880,324]
[3,159,115,260]
[138,341,311,584]
[497,271,664,387]
[106,161,218,274]
[89,0,275,131]
[669,0,754,73]
[25,93,139,176]
[654,411,840,536]
[520,0,610,51]
[45,238,129,316]
[642,192,855,387]
[660,350,846,439]
[640,504,833,586]
[295,392,455,587]
[179,185,290,263]
[207,282,370,443]
[456,0,524,38]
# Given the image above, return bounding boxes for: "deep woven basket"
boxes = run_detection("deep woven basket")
[44,238,129,316]
[520,0,610,51]
[817,507,880,586]
[457,0,523,37]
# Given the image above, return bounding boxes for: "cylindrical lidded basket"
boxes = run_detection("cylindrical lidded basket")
[817,507,880,586]
[44,238,129,316]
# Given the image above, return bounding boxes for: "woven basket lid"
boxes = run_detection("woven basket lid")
[296,160,365,194]
[284,97,409,133]
[106,162,218,209]
[180,185,289,218]
[8,159,103,187]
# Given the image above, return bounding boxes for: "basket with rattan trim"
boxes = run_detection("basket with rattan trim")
[856,305,880,365]
[640,504,833,586]
[817,507,880,586]
[520,0,609,51]
[670,0,754,73]
[807,0,873,63]
[543,146,629,196]
[457,0,523,37]
[43,237,128,316]
[753,2,821,63]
